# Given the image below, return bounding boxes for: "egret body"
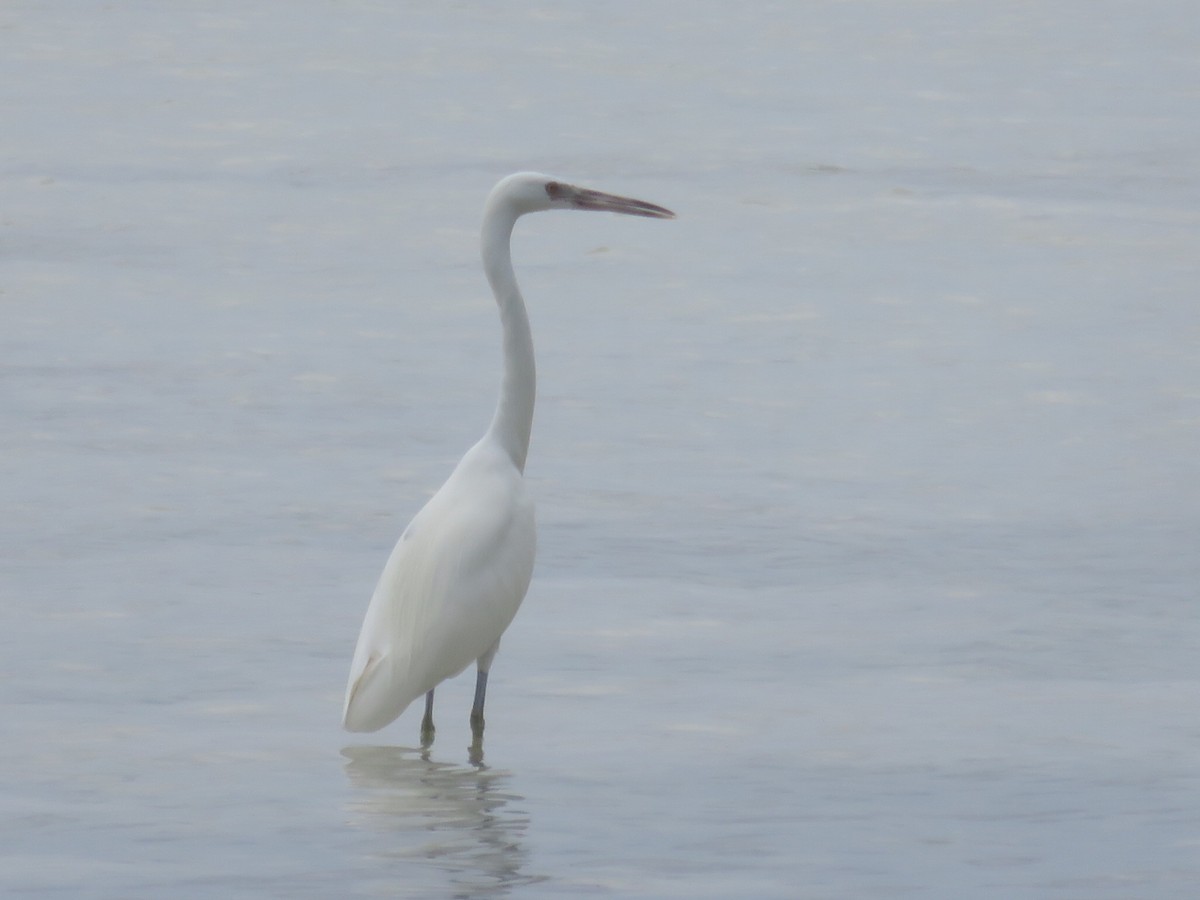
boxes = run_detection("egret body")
[342,173,674,745]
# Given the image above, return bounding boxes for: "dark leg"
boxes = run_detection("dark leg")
[470,669,488,731]
[420,689,435,749]
[468,670,488,766]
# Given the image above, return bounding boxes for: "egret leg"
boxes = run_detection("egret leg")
[470,669,488,732]
[468,670,488,765]
[469,641,499,762]
[420,690,436,749]
[471,638,500,735]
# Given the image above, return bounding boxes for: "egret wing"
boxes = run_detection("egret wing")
[342,442,535,732]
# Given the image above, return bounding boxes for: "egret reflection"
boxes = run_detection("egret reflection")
[342,745,540,896]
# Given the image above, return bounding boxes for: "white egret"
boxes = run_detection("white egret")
[342,172,674,747]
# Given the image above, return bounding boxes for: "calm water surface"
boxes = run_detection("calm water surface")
[3,2,1198,897]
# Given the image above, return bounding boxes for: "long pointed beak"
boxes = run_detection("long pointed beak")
[570,186,675,219]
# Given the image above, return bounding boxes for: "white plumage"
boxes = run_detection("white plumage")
[343,439,535,732]
[342,172,674,743]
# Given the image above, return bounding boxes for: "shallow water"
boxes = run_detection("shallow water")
[3,2,1199,897]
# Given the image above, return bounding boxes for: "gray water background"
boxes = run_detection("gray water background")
[3,2,1198,897]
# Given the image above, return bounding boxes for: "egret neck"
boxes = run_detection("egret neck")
[481,202,535,473]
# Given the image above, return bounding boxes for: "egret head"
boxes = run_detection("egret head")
[487,172,675,220]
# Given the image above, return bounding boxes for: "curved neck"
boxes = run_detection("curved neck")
[481,208,535,472]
